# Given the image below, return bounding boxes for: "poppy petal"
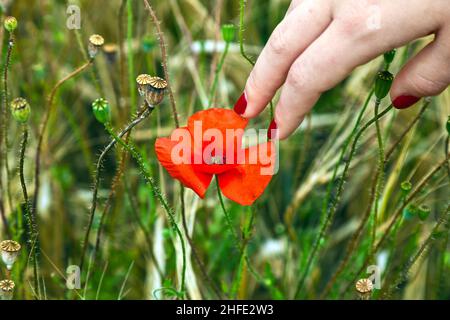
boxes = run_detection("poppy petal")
[188,108,248,155]
[218,142,276,206]
[155,137,213,198]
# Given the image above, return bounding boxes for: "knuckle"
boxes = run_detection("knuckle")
[286,64,307,91]
[409,73,448,96]
[335,1,381,39]
[268,26,288,55]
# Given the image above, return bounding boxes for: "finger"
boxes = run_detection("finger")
[286,0,302,16]
[391,29,450,109]
[236,0,332,118]
[273,0,444,139]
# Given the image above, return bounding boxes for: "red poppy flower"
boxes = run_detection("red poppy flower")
[155,108,276,206]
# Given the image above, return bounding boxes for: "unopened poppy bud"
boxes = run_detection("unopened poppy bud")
[418,205,430,221]
[374,71,394,100]
[92,98,111,124]
[400,181,412,195]
[446,116,450,136]
[146,76,167,106]
[221,24,236,43]
[136,74,152,97]
[11,97,31,123]
[383,49,396,65]
[4,16,17,32]
[0,240,21,270]
[0,279,14,300]
[88,34,105,59]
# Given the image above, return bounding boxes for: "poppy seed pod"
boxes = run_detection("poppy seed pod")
[374,71,394,100]
[103,43,118,64]
[418,205,431,221]
[383,49,396,65]
[146,76,167,106]
[0,279,14,300]
[0,240,21,270]
[221,24,236,43]
[136,74,153,97]
[92,98,111,124]
[88,34,105,59]
[11,97,30,123]
[355,278,373,300]
[4,16,17,32]
[400,181,412,195]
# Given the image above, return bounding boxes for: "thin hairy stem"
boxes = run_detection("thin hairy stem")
[179,189,224,299]
[19,125,38,292]
[238,0,255,66]
[208,41,230,108]
[143,0,180,128]
[127,0,136,114]
[342,157,449,296]
[1,32,14,222]
[380,204,450,299]
[294,91,376,297]
[33,59,93,220]
[385,101,430,161]
[80,106,153,271]
[373,99,384,250]
[124,179,163,277]
[106,127,186,297]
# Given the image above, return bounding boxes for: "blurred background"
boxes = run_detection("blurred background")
[0,0,448,300]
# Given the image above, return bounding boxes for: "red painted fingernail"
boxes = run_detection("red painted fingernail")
[268,119,278,140]
[393,95,420,109]
[234,92,247,115]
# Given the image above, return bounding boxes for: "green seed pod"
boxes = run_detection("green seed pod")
[403,204,417,220]
[11,98,31,123]
[92,98,111,124]
[4,16,17,32]
[446,116,450,136]
[400,181,412,196]
[221,24,236,43]
[418,205,431,221]
[374,71,394,100]
[383,49,396,65]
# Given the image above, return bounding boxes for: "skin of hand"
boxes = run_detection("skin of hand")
[233,0,450,140]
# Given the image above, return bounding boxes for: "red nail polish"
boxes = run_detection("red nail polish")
[393,95,420,109]
[268,119,278,140]
[234,92,247,115]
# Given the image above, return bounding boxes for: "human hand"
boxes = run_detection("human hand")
[233,0,450,139]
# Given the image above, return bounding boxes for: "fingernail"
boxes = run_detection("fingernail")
[393,95,420,109]
[268,119,278,140]
[234,92,247,115]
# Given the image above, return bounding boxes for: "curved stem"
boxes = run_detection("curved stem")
[1,32,14,233]
[19,125,38,292]
[238,0,255,66]
[142,0,180,128]
[342,157,448,296]
[33,59,93,221]
[105,127,186,297]
[373,99,384,250]
[80,107,153,271]
[294,91,375,297]
[208,41,230,108]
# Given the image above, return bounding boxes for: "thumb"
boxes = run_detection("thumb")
[391,31,450,109]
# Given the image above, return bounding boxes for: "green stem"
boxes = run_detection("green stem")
[208,41,230,108]
[372,99,384,250]
[2,32,14,231]
[238,0,255,66]
[294,89,374,298]
[106,126,186,297]
[127,0,136,113]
